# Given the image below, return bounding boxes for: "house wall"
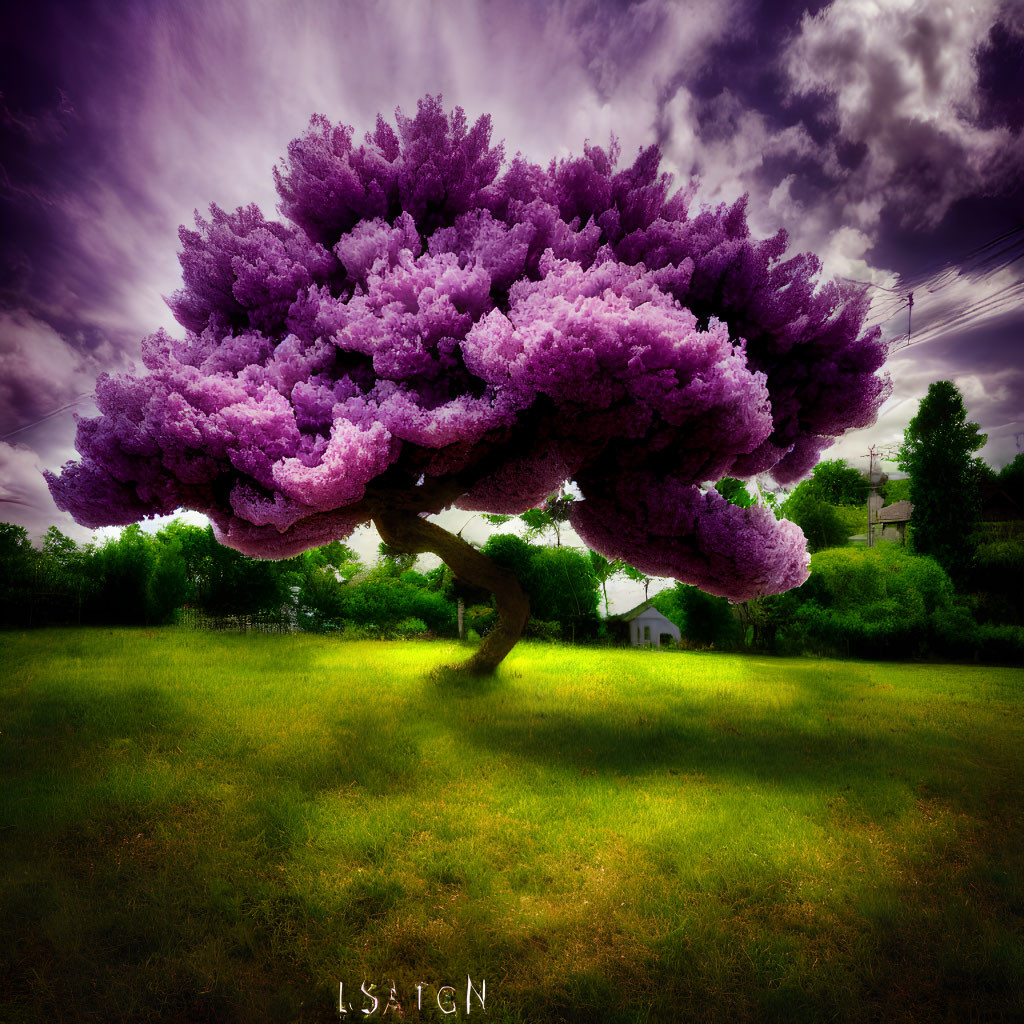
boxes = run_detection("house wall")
[629,613,681,648]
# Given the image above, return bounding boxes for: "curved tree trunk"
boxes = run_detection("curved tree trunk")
[373,510,530,675]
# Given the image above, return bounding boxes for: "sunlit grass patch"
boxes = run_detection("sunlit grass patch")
[1,628,1022,1022]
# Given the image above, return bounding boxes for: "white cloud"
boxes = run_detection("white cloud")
[783,0,1021,230]
[0,312,106,437]
[0,442,90,541]
[663,88,820,217]
[35,0,747,369]
[658,85,883,283]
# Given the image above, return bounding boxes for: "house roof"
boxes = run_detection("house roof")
[876,499,913,523]
[611,599,677,625]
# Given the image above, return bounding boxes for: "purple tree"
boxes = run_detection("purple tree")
[47,96,888,673]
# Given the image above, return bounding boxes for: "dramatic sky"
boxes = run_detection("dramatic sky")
[2,0,1023,606]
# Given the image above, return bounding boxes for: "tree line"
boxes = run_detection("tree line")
[5,381,1021,662]
[0,517,606,641]
[3,494,1020,664]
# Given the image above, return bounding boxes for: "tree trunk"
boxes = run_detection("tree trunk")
[373,510,530,675]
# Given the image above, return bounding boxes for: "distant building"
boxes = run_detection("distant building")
[868,494,913,546]
[609,600,681,648]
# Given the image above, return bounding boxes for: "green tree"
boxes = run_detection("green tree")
[809,459,869,506]
[206,532,288,616]
[160,523,288,617]
[375,542,418,577]
[653,584,743,649]
[621,562,654,601]
[588,549,625,617]
[0,523,38,626]
[781,482,851,553]
[975,461,999,486]
[87,524,156,625]
[715,476,787,519]
[713,477,756,507]
[148,531,189,624]
[898,381,987,583]
[880,477,912,504]
[422,562,489,639]
[42,525,79,567]
[482,534,599,635]
[518,494,576,547]
[42,527,96,625]
[156,520,213,607]
[997,453,1024,507]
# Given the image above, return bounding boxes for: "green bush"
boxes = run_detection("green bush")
[465,604,497,636]
[298,566,348,623]
[337,621,381,640]
[979,521,1024,542]
[782,600,930,660]
[929,606,1024,662]
[972,622,1024,662]
[523,618,562,642]
[390,617,429,639]
[0,523,38,627]
[809,459,870,505]
[762,543,1022,663]
[146,532,188,624]
[324,579,457,636]
[969,541,1024,625]
[782,483,852,553]
[85,525,158,625]
[832,504,868,536]
[398,569,429,588]
[797,544,955,615]
[482,535,600,636]
[653,585,742,650]
[880,477,912,503]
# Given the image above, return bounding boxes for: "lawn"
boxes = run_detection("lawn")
[1,629,1021,1023]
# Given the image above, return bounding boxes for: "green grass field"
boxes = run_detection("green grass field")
[1,629,1022,1023]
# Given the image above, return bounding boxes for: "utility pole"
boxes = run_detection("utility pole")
[862,445,900,547]
[862,445,888,548]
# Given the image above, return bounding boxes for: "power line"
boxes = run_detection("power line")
[846,224,1024,352]
[853,226,1024,318]
[0,392,95,442]
[907,280,1024,348]
[895,225,1024,294]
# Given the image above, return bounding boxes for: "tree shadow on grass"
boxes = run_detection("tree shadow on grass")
[2,650,1018,1023]
[0,683,191,809]
[642,821,1024,1024]
[406,676,1001,819]
[251,706,426,798]
[429,661,510,696]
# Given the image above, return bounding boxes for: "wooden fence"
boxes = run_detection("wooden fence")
[179,608,296,633]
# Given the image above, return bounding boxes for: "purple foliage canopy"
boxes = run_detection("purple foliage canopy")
[47,96,888,601]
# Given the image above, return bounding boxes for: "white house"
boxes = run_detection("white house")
[613,600,681,648]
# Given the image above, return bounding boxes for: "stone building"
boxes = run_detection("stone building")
[868,494,913,546]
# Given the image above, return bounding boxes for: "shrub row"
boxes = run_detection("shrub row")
[654,543,1023,664]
